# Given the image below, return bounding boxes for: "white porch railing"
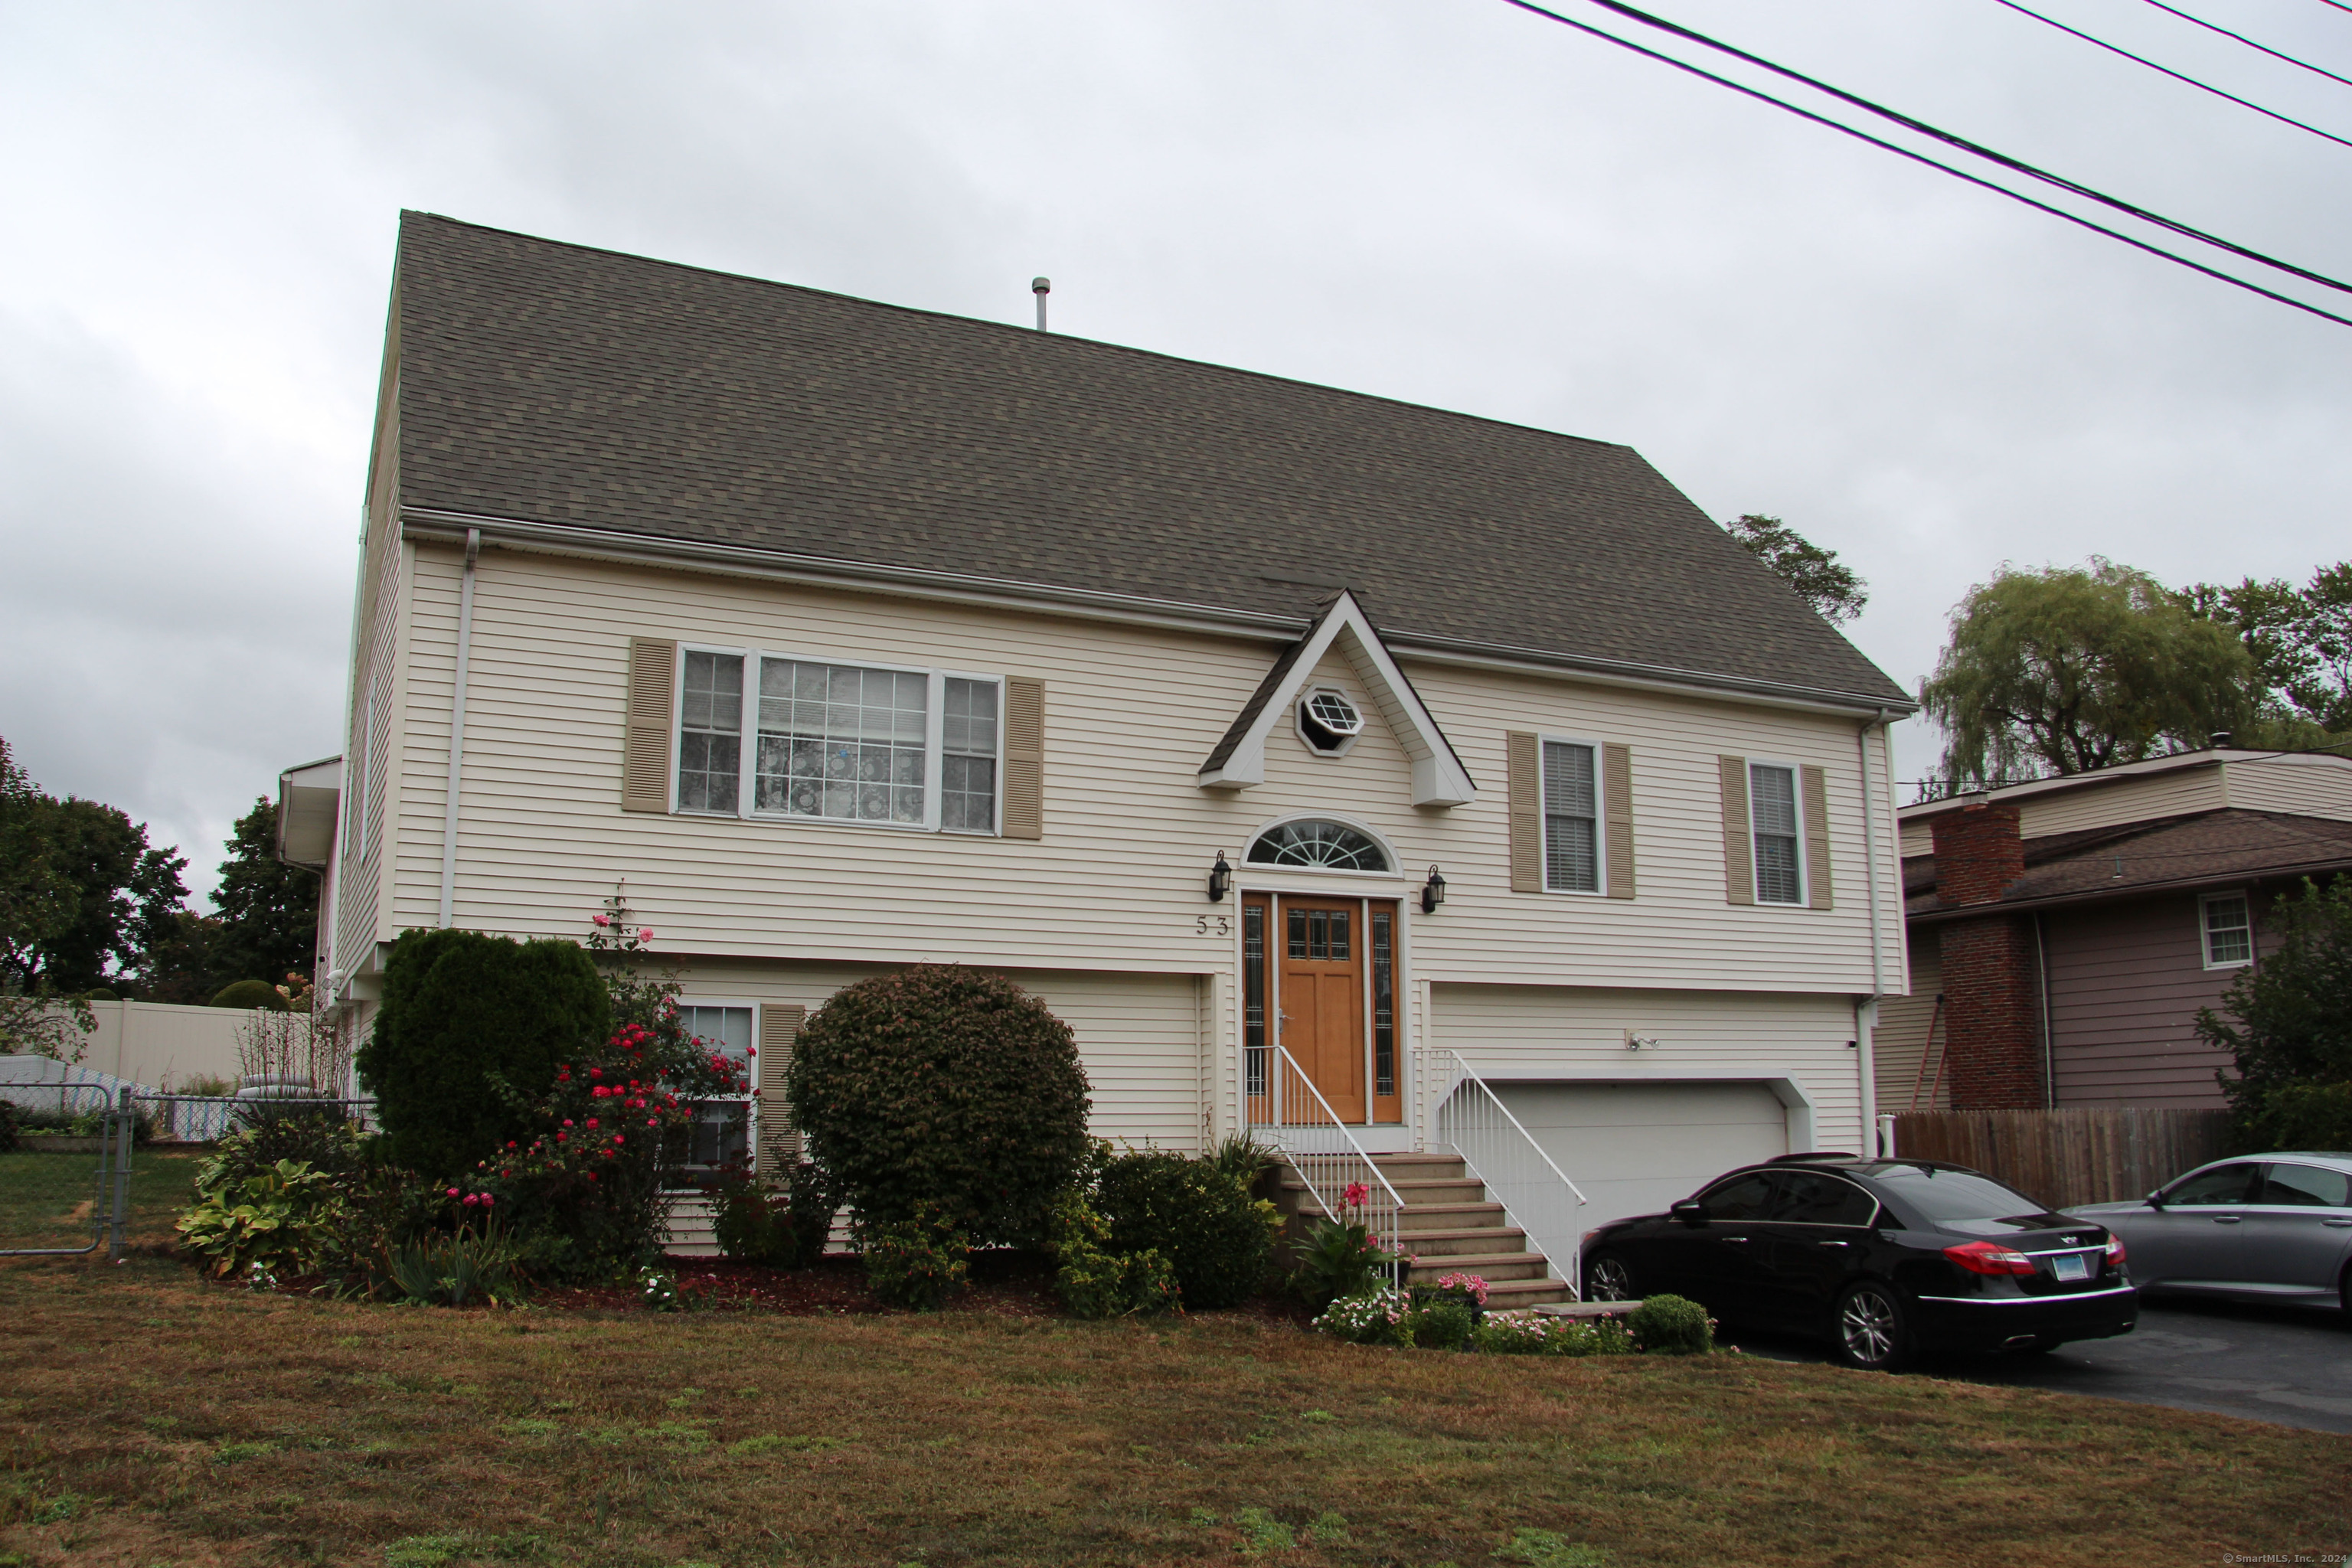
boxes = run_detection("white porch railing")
[1435,1051,1589,1298]
[1246,1044,1405,1267]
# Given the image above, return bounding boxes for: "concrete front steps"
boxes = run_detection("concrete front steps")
[1271,1150,1577,1308]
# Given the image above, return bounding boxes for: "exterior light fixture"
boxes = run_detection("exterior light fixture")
[1421,864,1446,914]
[1208,851,1232,903]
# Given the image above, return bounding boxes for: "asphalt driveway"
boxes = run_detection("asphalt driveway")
[1719,1295,2352,1434]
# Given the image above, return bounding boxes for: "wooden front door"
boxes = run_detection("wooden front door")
[1242,893,1402,1126]
[1281,897,1366,1122]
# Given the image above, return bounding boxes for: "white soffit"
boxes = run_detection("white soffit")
[1197,590,1476,807]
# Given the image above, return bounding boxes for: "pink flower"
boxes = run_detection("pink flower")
[585,1118,599,1129]
[447,1187,460,1198]
[592,913,610,927]
[563,1119,574,1127]
[646,1118,658,1128]
[612,1135,624,1146]
[1342,1181,1369,1208]
[482,1194,495,1207]
[638,928,653,942]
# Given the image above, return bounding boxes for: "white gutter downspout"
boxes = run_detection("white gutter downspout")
[1857,710,1893,1155]
[437,528,480,928]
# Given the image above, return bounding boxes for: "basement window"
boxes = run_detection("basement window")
[1297,688,1364,756]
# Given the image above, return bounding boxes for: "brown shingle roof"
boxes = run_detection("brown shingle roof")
[1906,809,2352,918]
[391,213,1909,707]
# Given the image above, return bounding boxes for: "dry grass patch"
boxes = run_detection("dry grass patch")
[1,1254,2346,1567]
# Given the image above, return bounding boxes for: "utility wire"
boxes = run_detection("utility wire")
[2144,0,2352,91]
[1497,0,2352,328]
[1995,0,2352,152]
[1545,0,2352,296]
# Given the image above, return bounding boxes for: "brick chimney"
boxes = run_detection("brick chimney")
[1926,800,2044,1109]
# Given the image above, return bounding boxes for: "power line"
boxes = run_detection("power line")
[1994,0,2352,152]
[1496,0,2352,328]
[2143,0,2352,91]
[1544,0,2352,296]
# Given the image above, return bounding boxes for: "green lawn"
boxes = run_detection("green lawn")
[2,1246,2347,1567]
[0,1148,202,1252]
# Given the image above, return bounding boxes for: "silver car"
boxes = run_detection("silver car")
[2066,1152,2352,1315]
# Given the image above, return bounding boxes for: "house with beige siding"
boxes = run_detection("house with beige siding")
[298,212,1916,1296]
[1876,750,2352,1116]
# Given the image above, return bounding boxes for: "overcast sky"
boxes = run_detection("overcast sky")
[4,0,2347,906]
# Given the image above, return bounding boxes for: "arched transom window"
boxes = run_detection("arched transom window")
[1246,819,1392,872]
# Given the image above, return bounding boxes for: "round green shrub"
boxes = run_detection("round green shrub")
[1096,1149,1279,1309]
[787,965,1090,1246]
[355,927,611,1180]
[210,978,289,1011]
[1626,1292,1713,1355]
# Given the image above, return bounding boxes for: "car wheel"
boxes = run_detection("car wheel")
[1832,1282,1913,1371]
[1585,1251,1636,1302]
[2011,1338,2057,1355]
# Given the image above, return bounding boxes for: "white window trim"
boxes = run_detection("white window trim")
[1746,756,1808,908]
[1294,684,1366,760]
[2200,889,2254,970]
[1536,731,1609,897]
[672,996,760,1179]
[1241,810,1401,878]
[671,642,1004,838]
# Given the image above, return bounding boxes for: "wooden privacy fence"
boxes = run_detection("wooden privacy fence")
[1889,1108,2233,1211]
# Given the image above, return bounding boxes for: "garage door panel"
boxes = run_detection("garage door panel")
[1485,1083,1788,1233]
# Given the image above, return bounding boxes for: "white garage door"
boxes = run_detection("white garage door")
[1486,1082,1791,1232]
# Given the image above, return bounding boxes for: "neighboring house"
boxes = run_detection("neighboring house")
[293,212,1915,1255]
[1875,750,2352,1114]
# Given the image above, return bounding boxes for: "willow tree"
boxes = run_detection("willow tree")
[1919,559,2256,789]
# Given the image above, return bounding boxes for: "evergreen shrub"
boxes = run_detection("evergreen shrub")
[356,928,611,1180]
[1625,1292,1713,1354]
[1095,1148,1279,1310]
[786,965,1089,1246]
[210,978,288,1011]
[861,1203,971,1311]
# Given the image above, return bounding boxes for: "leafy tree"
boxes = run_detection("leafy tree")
[0,737,98,1059]
[207,798,321,989]
[1725,514,1869,625]
[2178,563,2352,743]
[5,795,188,994]
[2197,877,2352,1152]
[138,911,227,1005]
[1919,559,2256,789]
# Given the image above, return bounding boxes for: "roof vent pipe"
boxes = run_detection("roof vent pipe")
[1032,276,1050,332]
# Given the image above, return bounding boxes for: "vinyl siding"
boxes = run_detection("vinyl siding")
[665,960,1206,1152]
[334,524,406,979]
[2222,755,2352,818]
[2043,892,2277,1110]
[386,542,1904,998]
[1870,929,1949,1112]
[1423,982,1866,1155]
[1898,767,2230,858]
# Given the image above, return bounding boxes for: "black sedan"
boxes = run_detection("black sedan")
[1580,1155,2138,1370]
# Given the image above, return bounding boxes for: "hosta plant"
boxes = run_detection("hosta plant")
[177,1156,350,1280]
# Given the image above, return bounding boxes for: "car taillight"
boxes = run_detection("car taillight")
[1942,1240,2035,1276]
[2104,1234,2125,1268]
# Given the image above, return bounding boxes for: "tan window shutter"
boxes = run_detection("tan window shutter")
[1719,756,1755,906]
[1802,763,1834,910]
[1002,677,1045,840]
[622,638,676,814]
[1602,743,1636,900]
[756,1004,805,1170]
[1506,731,1542,893]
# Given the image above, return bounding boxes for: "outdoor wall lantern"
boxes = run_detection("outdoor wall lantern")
[1421,864,1447,914]
[1207,851,1233,903]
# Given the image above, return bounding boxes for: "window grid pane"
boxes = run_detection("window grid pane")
[941,677,999,832]
[1750,764,1802,904]
[2205,897,2252,964]
[753,658,927,824]
[678,652,743,813]
[1542,741,1599,892]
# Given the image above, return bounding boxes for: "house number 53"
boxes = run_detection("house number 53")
[1195,915,1232,936]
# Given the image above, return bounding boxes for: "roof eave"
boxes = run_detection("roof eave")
[402,505,1919,720]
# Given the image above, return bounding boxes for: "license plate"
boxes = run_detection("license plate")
[2052,1253,2089,1281]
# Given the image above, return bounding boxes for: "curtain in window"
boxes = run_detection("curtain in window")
[678,651,743,812]
[754,659,928,823]
[941,677,1000,831]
